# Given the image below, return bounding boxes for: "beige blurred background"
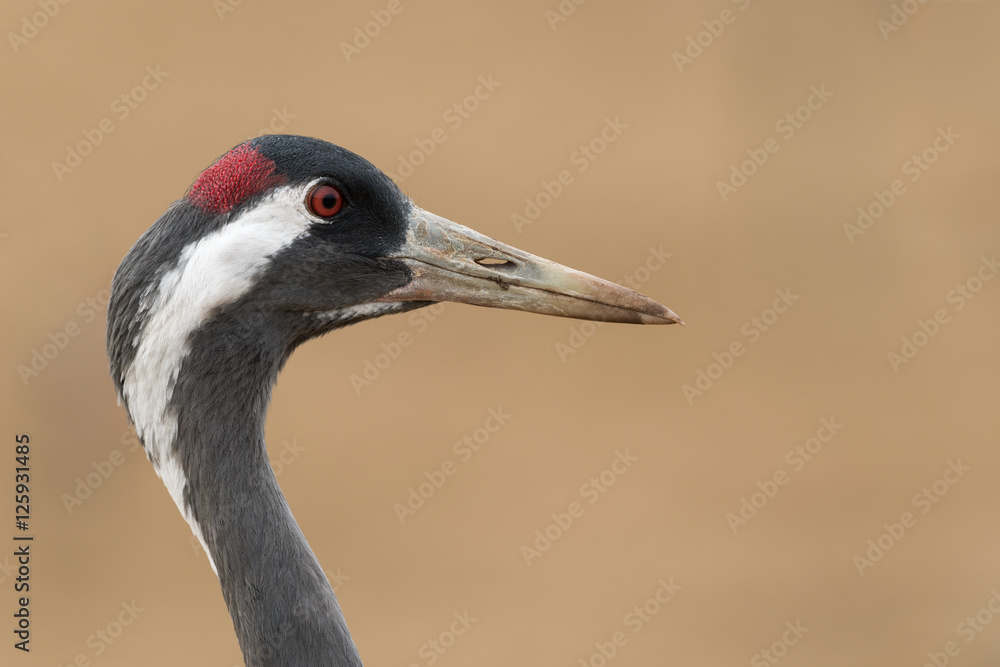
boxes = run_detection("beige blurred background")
[2,1,1000,665]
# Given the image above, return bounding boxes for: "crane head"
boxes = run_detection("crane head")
[108,135,681,404]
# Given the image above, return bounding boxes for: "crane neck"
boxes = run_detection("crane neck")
[150,315,364,667]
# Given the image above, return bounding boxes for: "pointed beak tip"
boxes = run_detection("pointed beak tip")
[646,306,683,326]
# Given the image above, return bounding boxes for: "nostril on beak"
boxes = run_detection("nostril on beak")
[474,257,517,270]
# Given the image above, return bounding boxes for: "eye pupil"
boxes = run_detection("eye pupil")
[308,184,343,218]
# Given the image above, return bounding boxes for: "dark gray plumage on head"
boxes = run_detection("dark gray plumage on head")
[106,134,680,666]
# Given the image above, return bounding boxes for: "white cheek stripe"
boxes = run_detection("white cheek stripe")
[123,188,311,573]
[316,302,409,324]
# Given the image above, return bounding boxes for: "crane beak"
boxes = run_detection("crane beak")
[377,206,683,325]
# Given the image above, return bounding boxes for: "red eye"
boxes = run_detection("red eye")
[307,184,344,218]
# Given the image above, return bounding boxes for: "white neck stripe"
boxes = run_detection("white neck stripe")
[123,187,312,571]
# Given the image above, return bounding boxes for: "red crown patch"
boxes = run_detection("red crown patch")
[188,143,287,213]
